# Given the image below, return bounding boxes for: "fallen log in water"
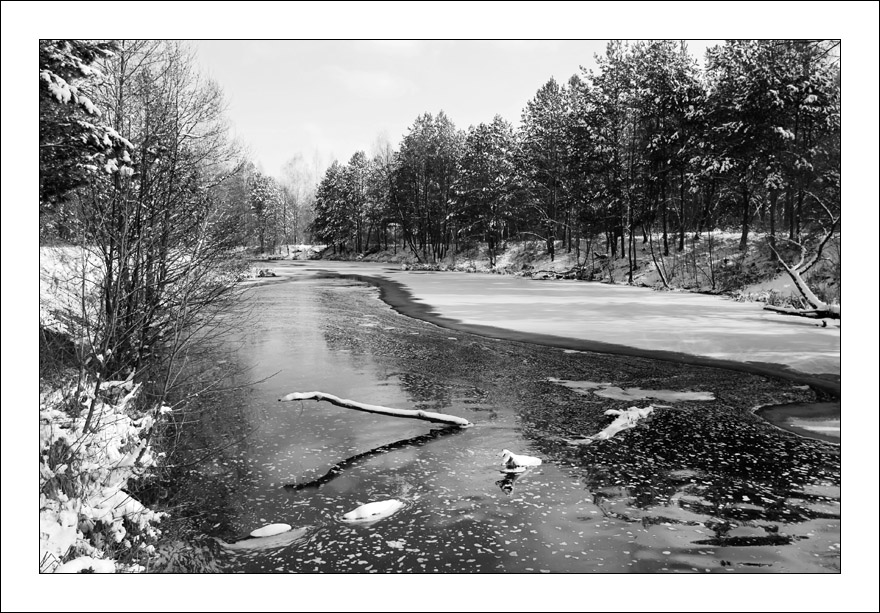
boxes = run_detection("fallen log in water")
[279,391,472,427]
[565,405,656,446]
[763,303,839,321]
[284,427,463,491]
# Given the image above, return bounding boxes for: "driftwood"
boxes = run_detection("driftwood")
[765,192,840,320]
[763,304,837,321]
[565,406,656,446]
[531,266,589,280]
[279,391,472,427]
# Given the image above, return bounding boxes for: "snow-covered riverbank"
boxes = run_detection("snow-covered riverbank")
[39,246,169,573]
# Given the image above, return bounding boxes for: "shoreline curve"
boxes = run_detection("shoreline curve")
[313,269,841,401]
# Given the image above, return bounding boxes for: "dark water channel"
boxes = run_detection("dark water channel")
[160,271,840,573]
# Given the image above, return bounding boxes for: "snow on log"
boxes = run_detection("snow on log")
[500,449,542,473]
[565,405,656,446]
[766,208,840,320]
[764,303,840,320]
[341,499,405,524]
[279,391,472,427]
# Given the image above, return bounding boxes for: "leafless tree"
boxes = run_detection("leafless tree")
[54,41,249,435]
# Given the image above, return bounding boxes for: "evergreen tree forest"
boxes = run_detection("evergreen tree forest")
[309,40,841,279]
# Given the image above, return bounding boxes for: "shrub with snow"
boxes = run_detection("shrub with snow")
[39,377,169,573]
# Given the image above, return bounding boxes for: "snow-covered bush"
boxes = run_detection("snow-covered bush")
[39,377,169,573]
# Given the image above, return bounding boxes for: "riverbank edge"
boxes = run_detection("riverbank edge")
[753,401,841,445]
[307,269,841,402]
[302,233,840,316]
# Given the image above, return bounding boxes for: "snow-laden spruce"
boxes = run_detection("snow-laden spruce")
[39,377,170,573]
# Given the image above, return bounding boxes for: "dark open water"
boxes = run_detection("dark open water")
[154,271,840,573]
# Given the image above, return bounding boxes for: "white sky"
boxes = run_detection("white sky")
[191,39,719,179]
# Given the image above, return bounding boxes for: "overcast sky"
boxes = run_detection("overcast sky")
[190,40,719,179]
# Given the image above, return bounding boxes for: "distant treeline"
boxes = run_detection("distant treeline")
[308,40,840,274]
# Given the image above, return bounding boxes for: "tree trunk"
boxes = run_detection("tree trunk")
[661,182,669,257]
[763,258,840,320]
[769,188,778,253]
[607,230,616,258]
[739,184,750,252]
[627,196,634,284]
[678,176,686,252]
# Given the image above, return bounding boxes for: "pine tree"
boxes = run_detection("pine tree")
[39,39,133,238]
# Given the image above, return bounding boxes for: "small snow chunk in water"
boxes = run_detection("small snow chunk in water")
[342,499,404,523]
[500,449,542,472]
[250,523,292,538]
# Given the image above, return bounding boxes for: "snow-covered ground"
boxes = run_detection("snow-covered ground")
[39,247,168,573]
[279,262,840,376]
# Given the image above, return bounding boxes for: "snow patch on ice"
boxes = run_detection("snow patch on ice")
[547,378,714,401]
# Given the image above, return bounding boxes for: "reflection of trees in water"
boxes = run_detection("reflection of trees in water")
[139,469,238,572]
[315,284,497,414]
[391,372,456,410]
[496,470,531,495]
[316,284,374,355]
[278,426,505,572]
[524,404,839,538]
[132,341,267,572]
[283,427,464,492]
[385,370,493,415]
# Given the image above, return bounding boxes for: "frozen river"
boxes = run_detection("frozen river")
[160,268,840,574]
[279,261,840,378]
